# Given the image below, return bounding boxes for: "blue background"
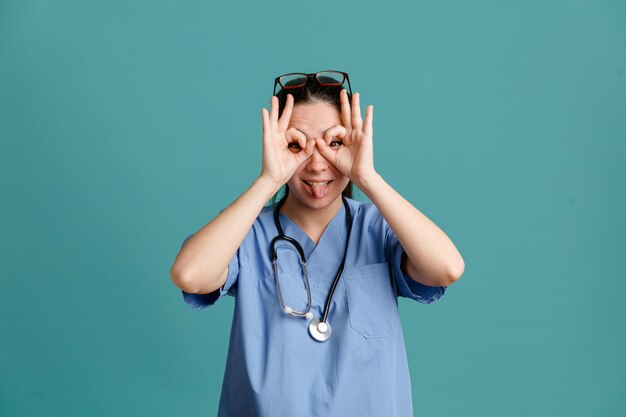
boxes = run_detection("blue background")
[1,0,625,416]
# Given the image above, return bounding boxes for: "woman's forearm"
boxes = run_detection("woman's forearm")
[355,173,465,287]
[170,176,282,294]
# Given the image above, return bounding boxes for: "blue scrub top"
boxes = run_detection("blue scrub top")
[180,198,447,417]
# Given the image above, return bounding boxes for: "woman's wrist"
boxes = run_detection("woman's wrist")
[255,174,285,197]
[352,171,382,194]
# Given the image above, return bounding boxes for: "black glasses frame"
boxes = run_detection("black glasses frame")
[273,70,352,97]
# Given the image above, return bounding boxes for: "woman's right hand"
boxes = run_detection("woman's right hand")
[260,94,315,186]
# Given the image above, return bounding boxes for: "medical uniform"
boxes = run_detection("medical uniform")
[180,198,447,417]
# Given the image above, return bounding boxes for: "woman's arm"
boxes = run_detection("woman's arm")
[170,176,281,294]
[355,173,465,287]
[170,94,314,294]
[314,89,464,287]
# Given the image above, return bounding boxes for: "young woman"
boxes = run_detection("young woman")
[170,70,465,417]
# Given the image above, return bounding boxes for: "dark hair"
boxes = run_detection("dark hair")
[269,76,354,205]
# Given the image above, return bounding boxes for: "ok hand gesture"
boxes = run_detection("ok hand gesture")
[260,94,315,186]
[314,89,376,185]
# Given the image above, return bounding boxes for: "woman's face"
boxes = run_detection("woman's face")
[285,100,350,211]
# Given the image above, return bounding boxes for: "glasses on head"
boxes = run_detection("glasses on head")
[273,70,352,97]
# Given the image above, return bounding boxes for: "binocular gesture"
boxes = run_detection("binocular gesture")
[260,94,314,186]
[314,89,376,185]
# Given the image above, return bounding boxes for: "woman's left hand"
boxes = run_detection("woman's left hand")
[314,89,377,185]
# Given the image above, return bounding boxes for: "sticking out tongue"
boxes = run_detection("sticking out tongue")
[307,182,329,199]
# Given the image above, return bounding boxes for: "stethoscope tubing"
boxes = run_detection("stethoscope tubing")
[320,199,352,323]
[271,246,312,317]
[271,190,352,325]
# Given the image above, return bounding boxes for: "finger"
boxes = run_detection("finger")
[352,92,363,131]
[286,127,307,150]
[340,89,352,129]
[294,139,315,165]
[363,105,373,138]
[314,137,335,162]
[261,108,269,133]
[269,96,278,126]
[323,125,347,144]
[277,94,293,132]
[302,138,316,158]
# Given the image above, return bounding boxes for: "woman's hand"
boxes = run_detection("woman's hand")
[260,94,315,186]
[314,89,377,185]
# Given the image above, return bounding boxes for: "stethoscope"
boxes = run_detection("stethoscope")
[270,191,352,342]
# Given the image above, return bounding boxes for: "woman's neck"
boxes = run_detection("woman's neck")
[280,195,343,244]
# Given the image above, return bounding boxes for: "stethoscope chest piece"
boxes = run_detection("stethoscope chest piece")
[309,318,332,342]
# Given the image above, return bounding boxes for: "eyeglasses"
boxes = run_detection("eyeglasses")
[273,70,352,97]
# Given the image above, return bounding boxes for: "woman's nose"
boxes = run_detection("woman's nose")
[305,141,328,171]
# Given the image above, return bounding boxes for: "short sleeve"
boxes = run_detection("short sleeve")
[383,220,447,304]
[178,233,239,310]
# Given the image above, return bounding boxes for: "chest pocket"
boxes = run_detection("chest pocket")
[344,262,398,339]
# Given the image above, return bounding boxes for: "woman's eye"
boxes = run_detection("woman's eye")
[329,140,343,148]
[287,142,302,150]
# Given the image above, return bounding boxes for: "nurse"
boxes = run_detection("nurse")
[170,70,465,417]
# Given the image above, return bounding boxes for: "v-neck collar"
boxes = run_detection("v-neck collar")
[277,200,347,263]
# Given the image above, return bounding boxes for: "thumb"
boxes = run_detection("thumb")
[294,139,315,165]
[314,138,335,162]
[303,138,316,157]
